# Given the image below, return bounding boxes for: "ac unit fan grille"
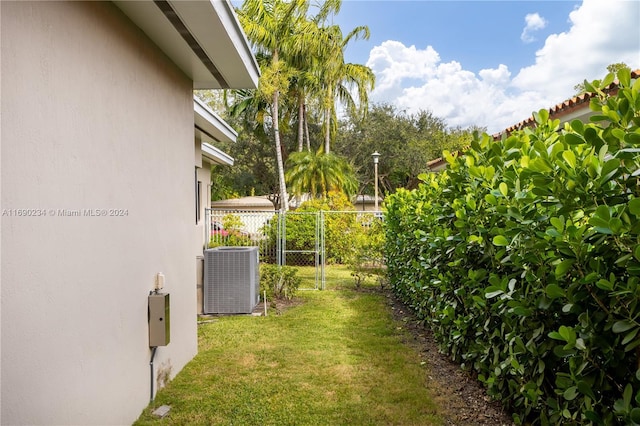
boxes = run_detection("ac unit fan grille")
[204,247,260,314]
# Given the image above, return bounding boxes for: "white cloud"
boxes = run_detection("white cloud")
[366,40,440,98]
[365,0,640,134]
[521,13,548,43]
[513,0,640,102]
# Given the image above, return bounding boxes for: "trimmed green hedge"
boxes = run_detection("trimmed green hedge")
[384,70,640,425]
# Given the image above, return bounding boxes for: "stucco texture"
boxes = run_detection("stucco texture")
[2,2,199,424]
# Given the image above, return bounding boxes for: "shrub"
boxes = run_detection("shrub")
[260,264,301,300]
[348,217,386,288]
[209,214,253,248]
[384,69,640,424]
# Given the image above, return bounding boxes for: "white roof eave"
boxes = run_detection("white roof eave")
[194,97,237,143]
[113,0,259,90]
[194,97,236,166]
[202,143,234,166]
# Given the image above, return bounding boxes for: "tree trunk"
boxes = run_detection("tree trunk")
[297,93,304,152]
[303,104,311,152]
[272,91,289,212]
[324,105,331,154]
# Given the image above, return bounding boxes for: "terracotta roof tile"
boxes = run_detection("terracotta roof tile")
[499,69,639,136]
[427,70,639,171]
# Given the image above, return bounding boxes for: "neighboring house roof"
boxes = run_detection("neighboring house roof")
[211,196,275,210]
[353,194,384,204]
[427,69,640,172]
[426,157,448,172]
[113,0,259,89]
[501,69,640,135]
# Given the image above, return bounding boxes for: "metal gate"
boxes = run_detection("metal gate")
[205,209,382,291]
[205,209,322,289]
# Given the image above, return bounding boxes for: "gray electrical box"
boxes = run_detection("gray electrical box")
[148,293,170,347]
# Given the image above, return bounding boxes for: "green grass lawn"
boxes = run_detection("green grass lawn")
[134,266,443,425]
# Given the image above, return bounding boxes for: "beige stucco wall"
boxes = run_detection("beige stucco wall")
[1,2,199,424]
[195,152,211,315]
[194,139,208,249]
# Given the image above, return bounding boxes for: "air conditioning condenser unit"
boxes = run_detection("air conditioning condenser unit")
[203,246,260,314]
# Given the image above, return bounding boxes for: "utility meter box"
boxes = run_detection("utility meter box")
[148,293,170,347]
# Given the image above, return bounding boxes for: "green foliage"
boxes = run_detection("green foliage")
[210,165,241,202]
[221,214,245,232]
[211,117,281,202]
[208,233,253,249]
[348,217,386,288]
[573,62,631,96]
[285,149,359,198]
[261,192,367,265]
[209,214,253,248]
[260,264,301,300]
[335,103,478,195]
[385,70,640,424]
[300,192,359,264]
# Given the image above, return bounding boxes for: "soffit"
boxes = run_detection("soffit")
[113,0,259,90]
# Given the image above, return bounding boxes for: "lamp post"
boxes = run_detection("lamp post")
[372,151,380,211]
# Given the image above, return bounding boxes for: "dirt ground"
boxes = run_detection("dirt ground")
[384,291,515,426]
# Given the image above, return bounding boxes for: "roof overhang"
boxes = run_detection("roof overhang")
[113,0,259,89]
[194,97,237,143]
[194,97,235,166]
[202,143,234,166]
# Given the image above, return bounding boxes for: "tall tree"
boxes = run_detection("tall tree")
[335,103,474,194]
[224,86,288,208]
[236,0,312,211]
[318,24,375,154]
[287,0,342,152]
[288,68,320,152]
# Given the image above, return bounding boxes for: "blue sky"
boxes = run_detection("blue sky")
[332,1,579,73]
[326,0,640,133]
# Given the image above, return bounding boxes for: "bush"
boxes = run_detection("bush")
[384,69,640,424]
[348,217,386,288]
[260,264,301,300]
[209,214,253,248]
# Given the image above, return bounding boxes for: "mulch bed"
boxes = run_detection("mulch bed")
[385,291,516,426]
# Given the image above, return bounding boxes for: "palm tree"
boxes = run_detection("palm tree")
[288,68,319,152]
[236,0,313,211]
[225,87,286,209]
[287,0,342,152]
[285,148,358,199]
[318,24,375,154]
